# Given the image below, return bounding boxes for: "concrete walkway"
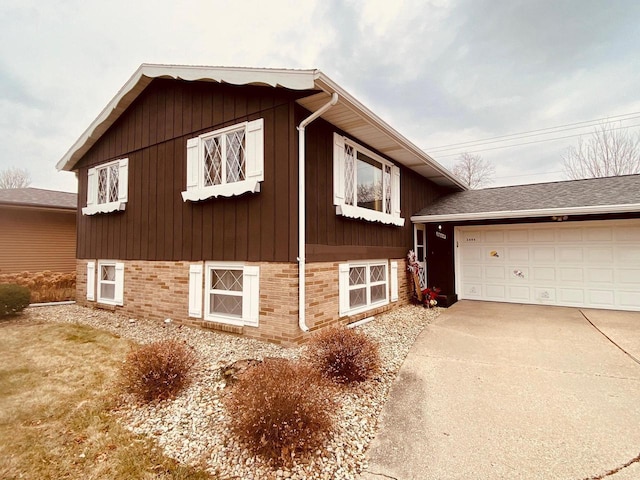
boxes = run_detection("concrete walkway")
[360,301,640,480]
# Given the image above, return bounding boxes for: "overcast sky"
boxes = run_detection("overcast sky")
[2,0,639,193]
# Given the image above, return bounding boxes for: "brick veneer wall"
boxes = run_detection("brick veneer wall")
[76,257,410,345]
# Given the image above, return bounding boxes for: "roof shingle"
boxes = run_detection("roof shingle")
[414,175,640,218]
[0,188,77,210]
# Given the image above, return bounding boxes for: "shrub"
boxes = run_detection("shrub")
[306,325,381,384]
[120,340,196,403]
[0,283,31,317]
[0,271,76,303]
[224,358,335,465]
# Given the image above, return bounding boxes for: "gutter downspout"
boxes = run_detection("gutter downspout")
[297,92,339,332]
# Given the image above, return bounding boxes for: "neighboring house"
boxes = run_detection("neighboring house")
[56,64,466,344]
[0,188,77,274]
[413,175,640,312]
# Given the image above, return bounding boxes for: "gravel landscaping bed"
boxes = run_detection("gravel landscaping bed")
[25,303,439,479]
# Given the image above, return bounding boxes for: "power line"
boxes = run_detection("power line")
[434,122,640,159]
[425,111,640,153]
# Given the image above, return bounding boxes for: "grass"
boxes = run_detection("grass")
[0,318,212,480]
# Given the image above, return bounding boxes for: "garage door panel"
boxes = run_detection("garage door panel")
[463,246,483,261]
[532,230,554,242]
[484,284,506,299]
[533,267,555,281]
[508,286,530,301]
[618,291,640,308]
[614,226,640,241]
[558,288,584,304]
[617,246,640,264]
[534,288,556,302]
[507,247,529,262]
[532,247,555,262]
[485,266,505,280]
[462,264,482,280]
[484,231,504,243]
[587,290,615,306]
[559,228,582,242]
[617,268,640,284]
[559,247,583,263]
[509,267,528,280]
[507,230,529,242]
[585,228,613,242]
[586,247,614,264]
[559,268,584,282]
[587,268,614,283]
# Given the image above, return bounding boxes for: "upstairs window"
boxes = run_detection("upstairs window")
[333,134,403,226]
[82,158,129,215]
[182,119,264,202]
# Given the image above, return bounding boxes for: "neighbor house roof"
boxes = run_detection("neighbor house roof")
[0,188,77,211]
[56,64,466,190]
[412,174,640,222]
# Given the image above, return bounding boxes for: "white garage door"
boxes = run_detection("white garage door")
[456,219,640,311]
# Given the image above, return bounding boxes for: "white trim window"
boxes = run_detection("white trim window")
[82,158,129,215]
[96,260,124,306]
[333,133,404,226]
[200,263,260,327]
[182,119,264,202]
[339,260,389,316]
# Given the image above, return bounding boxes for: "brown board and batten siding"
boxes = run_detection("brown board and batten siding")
[76,79,312,263]
[0,207,76,273]
[300,106,447,262]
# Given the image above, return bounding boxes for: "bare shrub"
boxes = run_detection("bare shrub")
[224,358,335,465]
[0,271,76,303]
[120,340,196,403]
[306,326,381,384]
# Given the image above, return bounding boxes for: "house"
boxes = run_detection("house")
[56,64,466,344]
[413,175,640,312]
[0,188,77,274]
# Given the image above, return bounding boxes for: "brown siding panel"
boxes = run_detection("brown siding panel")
[0,207,76,274]
[75,80,308,263]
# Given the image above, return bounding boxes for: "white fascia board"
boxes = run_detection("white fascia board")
[57,64,318,172]
[411,203,640,223]
[314,73,467,191]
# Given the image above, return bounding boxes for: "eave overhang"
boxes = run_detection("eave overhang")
[57,64,466,190]
[410,203,640,223]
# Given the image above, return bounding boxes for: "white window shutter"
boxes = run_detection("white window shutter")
[185,137,200,191]
[245,119,264,181]
[390,261,399,302]
[243,265,260,327]
[118,158,129,203]
[86,168,96,208]
[86,261,95,301]
[392,165,401,218]
[338,263,350,316]
[188,264,203,318]
[333,133,346,205]
[114,262,125,306]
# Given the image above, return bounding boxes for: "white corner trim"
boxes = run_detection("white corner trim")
[337,204,405,226]
[82,202,126,215]
[411,203,640,223]
[181,180,261,202]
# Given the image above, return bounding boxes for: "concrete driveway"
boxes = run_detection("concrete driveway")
[360,301,640,480]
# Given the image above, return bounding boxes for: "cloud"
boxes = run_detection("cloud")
[0,0,639,192]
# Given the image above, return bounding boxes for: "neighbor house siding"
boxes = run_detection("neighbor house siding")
[300,106,447,262]
[0,206,76,274]
[75,79,310,263]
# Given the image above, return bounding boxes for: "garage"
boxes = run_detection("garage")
[411,175,640,312]
[455,220,640,311]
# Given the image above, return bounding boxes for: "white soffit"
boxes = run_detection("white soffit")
[57,64,466,190]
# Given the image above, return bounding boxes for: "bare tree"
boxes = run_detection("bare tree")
[452,152,495,189]
[562,122,640,179]
[0,167,31,189]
